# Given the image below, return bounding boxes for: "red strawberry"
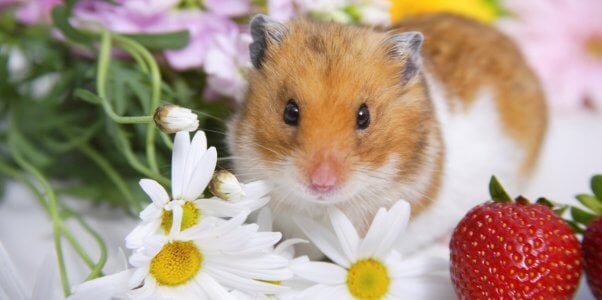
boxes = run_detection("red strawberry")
[450,176,582,300]
[569,174,602,298]
[583,216,602,298]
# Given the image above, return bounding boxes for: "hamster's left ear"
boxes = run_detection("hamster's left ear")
[385,31,424,85]
[249,14,288,69]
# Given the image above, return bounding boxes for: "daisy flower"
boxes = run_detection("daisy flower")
[291,201,453,299]
[71,212,294,299]
[126,131,271,249]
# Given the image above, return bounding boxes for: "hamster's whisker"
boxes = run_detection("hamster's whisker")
[192,110,228,123]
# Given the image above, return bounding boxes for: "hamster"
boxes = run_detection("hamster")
[227,13,547,256]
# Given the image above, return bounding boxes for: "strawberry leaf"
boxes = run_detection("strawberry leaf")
[489,176,511,202]
[591,175,602,202]
[576,194,602,215]
[571,207,597,226]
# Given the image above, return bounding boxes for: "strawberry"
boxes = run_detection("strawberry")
[569,174,602,298]
[450,176,582,300]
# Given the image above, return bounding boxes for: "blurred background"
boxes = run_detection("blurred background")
[0,0,600,299]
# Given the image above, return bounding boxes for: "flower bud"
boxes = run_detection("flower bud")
[154,104,199,134]
[209,170,246,201]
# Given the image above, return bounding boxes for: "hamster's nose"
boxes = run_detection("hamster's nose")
[310,162,338,193]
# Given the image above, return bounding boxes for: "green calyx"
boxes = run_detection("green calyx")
[488,176,568,215]
[568,174,602,234]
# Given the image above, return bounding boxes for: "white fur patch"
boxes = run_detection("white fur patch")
[397,75,526,254]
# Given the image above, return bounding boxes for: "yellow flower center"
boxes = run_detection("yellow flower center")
[346,258,390,299]
[150,241,202,286]
[585,36,602,59]
[161,202,200,233]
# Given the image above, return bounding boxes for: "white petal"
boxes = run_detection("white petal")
[388,255,449,278]
[0,242,27,300]
[194,198,247,218]
[296,284,349,299]
[389,275,454,299]
[180,211,248,240]
[168,204,183,237]
[139,179,169,207]
[128,267,148,289]
[242,180,271,200]
[290,261,347,285]
[206,268,290,294]
[359,201,410,258]
[125,220,160,249]
[182,147,217,200]
[138,204,162,222]
[196,273,234,300]
[374,201,410,257]
[70,269,134,300]
[328,206,359,261]
[294,216,350,267]
[127,277,157,299]
[256,206,273,232]
[181,131,208,197]
[275,238,308,259]
[171,131,190,199]
[32,252,62,300]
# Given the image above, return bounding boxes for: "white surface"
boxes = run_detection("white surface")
[0,110,600,299]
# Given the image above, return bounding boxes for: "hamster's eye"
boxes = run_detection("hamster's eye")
[356,103,370,130]
[283,100,300,126]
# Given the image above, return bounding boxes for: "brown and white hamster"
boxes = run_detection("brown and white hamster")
[227,13,547,255]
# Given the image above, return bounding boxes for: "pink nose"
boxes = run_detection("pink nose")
[310,163,338,193]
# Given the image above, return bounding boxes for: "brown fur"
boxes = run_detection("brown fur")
[395,13,547,174]
[230,14,546,220]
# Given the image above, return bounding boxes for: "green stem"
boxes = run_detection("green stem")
[8,131,71,296]
[97,30,154,124]
[113,34,162,173]
[114,126,170,186]
[59,222,96,269]
[78,143,141,212]
[0,160,49,213]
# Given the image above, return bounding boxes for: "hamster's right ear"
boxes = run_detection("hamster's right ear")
[249,14,288,69]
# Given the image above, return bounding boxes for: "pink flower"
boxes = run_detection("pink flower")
[15,0,60,25]
[203,25,253,102]
[501,0,602,111]
[204,0,253,17]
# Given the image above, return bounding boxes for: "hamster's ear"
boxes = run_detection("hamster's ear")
[385,31,424,85]
[249,14,287,69]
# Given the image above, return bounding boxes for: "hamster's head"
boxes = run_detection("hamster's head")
[228,15,441,207]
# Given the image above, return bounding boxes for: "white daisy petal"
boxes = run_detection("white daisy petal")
[168,204,183,237]
[388,255,449,278]
[183,147,217,200]
[0,242,27,300]
[296,284,341,299]
[388,275,454,299]
[207,268,289,294]
[256,206,273,232]
[70,269,134,300]
[374,201,410,257]
[171,131,190,199]
[358,207,389,257]
[138,204,161,222]
[128,277,157,299]
[294,216,350,267]
[125,220,160,249]
[181,131,208,196]
[275,238,308,258]
[196,273,234,300]
[128,267,148,288]
[290,261,347,285]
[242,180,271,200]
[328,206,360,261]
[194,198,247,218]
[139,179,169,207]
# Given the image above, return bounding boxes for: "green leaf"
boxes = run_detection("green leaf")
[489,175,511,202]
[571,207,597,226]
[51,6,93,44]
[576,194,602,214]
[122,31,190,50]
[536,197,554,208]
[591,175,602,202]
